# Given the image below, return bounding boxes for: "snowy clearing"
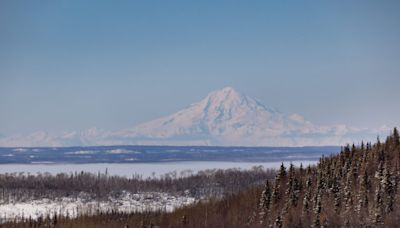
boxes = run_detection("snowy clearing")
[0,191,196,222]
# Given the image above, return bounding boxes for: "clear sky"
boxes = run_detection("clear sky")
[1,1,400,135]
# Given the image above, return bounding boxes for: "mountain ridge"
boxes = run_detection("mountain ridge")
[0,87,389,147]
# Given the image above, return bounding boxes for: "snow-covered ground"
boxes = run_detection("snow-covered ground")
[0,160,319,222]
[0,191,195,222]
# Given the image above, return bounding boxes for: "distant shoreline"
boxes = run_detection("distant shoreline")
[0,145,339,164]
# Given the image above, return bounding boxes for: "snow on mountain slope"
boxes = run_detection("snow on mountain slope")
[0,87,389,147]
[109,87,382,146]
[114,87,311,145]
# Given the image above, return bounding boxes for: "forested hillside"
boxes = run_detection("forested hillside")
[4,128,400,228]
[257,128,400,227]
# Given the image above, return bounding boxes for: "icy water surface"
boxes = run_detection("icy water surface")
[0,146,337,177]
[0,160,318,178]
[0,145,338,163]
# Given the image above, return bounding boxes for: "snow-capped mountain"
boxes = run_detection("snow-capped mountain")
[110,87,380,146]
[113,87,320,145]
[0,87,389,147]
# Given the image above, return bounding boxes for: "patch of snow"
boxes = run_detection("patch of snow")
[30,161,55,164]
[65,150,98,155]
[0,191,196,222]
[12,148,28,152]
[106,149,138,154]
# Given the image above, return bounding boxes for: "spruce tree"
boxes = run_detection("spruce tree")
[383,163,395,213]
[332,175,341,214]
[374,161,384,225]
[259,181,272,224]
[393,128,399,146]
[303,176,312,215]
[278,163,287,181]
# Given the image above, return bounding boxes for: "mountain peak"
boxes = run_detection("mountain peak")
[0,87,381,147]
[219,86,238,93]
[197,87,261,117]
[207,86,243,100]
[201,87,278,115]
[118,86,315,145]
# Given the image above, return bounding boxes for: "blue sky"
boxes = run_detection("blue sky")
[1,1,400,135]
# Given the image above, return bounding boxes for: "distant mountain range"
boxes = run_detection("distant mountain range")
[0,87,390,147]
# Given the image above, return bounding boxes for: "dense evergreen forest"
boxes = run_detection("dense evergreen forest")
[256,128,400,227]
[3,128,400,227]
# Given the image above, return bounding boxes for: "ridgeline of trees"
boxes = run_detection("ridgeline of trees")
[0,166,275,203]
[3,128,400,228]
